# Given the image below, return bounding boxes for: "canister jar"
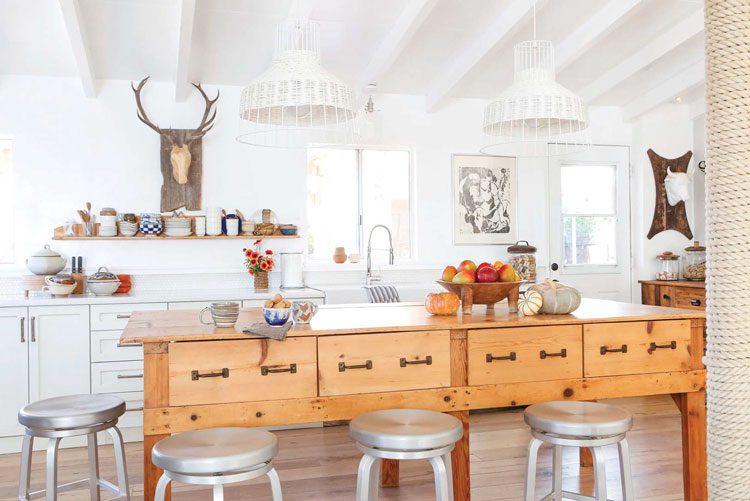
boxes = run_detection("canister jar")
[682,241,706,281]
[656,251,680,281]
[508,240,537,282]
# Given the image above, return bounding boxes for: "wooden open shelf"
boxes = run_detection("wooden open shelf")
[53,222,299,241]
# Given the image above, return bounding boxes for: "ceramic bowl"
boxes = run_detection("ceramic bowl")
[42,282,76,297]
[87,280,121,296]
[263,307,290,326]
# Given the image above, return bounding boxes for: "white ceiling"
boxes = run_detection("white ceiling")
[0,0,706,119]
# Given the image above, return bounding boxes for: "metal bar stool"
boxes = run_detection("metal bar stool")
[151,427,283,501]
[523,401,634,501]
[17,394,130,501]
[349,409,463,501]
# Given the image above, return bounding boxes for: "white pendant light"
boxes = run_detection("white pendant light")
[237,19,360,148]
[481,4,590,157]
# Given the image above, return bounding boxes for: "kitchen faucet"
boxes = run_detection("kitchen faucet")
[366,224,394,285]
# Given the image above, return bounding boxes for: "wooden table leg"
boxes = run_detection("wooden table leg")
[449,410,470,501]
[144,434,169,501]
[143,342,171,501]
[380,459,400,487]
[673,391,707,501]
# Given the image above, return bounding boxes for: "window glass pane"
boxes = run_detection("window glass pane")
[561,165,615,214]
[362,150,410,259]
[0,140,12,263]
[563,216,616,265]
[306,148,359,259]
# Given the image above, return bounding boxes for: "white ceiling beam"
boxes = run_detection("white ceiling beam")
[579,9,704,103]
[555,0,643,72]
[425,0,549,112]
[58,0,96,98]
[623,60,705,121]
[175,0,197,102]
[357,0,438,91]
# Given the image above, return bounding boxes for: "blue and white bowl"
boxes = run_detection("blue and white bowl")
[263,307,290,326]
[139,213,163,235]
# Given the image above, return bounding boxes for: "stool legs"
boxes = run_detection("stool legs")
[524,437,544,501]
[87,433,101,501]
[45,438,61,501]
[154,473,171,501]
[428,455,452,501]
[18,432,34,501]
[267,467,284,501]
[355,454,380,500]
[617,438,634,501]
[108,426,131,499]
[590,447,607,501]
[212,484,224,501]
[552,445,563,500]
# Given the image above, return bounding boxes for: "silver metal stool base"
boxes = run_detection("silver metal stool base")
[154,461,283,501]
[17,421,130,501]
[524,431,634,501]
[354,443,456,501]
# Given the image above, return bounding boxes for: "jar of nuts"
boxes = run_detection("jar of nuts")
[508,240,537,283]
[656,251,680,281]
[682,241,706,281]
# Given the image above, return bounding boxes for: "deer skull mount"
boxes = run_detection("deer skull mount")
[131,77,219,211]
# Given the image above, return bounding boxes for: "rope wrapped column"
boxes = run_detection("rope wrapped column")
[704,1,750,498]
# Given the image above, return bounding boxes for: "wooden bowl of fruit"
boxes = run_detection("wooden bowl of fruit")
[438,260,521,314]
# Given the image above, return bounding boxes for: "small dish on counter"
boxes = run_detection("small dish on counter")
[43,276,76,297]
[87,267,121,296]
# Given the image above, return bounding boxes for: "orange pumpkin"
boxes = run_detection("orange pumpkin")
[425,292,460,315]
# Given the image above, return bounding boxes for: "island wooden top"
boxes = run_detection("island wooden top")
[120,298,704,344]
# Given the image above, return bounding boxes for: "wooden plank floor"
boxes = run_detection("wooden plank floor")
[0,396,685,500]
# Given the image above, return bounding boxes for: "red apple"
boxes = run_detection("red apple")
[477,266,499,283]
[497,264,517,282]
[457,260,477,273]
[441,265,458,282]
[477,262,492,271]
[452,270,476,284]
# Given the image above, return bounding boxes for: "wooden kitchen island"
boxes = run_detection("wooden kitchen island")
[121,299,707,501]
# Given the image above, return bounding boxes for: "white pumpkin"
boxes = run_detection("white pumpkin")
[529,279,581,314]
[519,290,543,316]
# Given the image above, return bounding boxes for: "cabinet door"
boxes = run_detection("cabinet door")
[0,307,29,437]
[28,305,90,402]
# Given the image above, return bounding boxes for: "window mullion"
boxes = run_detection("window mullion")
[357,148,364,256]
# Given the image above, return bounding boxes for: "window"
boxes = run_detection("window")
[561,164,617,266]
[0,140,12,263]
[306,148,411,261]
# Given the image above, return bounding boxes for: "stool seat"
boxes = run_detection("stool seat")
[152,427,278,475]
[350,409,463,451]
[18,394,125,430]
[524,401,632,437]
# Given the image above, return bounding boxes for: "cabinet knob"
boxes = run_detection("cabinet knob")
[691,299,702,306]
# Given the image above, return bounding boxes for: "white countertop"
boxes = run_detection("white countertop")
[0,287,325,307]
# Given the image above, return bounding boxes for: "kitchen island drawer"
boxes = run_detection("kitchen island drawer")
[672,287,706,310]
[468,326,582,385]
[584,320,693,377]
[91,330,143,362]
[91,361,144,393]
[90,303,167,331]
[169,337,317,406]
[318,330,450,396]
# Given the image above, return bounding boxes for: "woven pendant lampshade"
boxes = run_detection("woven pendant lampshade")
[237,19,359,148]
[481,40,590,157]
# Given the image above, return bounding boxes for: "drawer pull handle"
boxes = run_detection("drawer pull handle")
[691,299,702,306]
[600,345,628,355]
[486,352,516,363]
[117,342,143,348]
[649,341,677,353]
[400,356,432,367]
[662,294,671,301]
[540,349,567,359]
[20,317,25,343]
[116,314,131,319]
[261,363,297,376]
[339,360,373,372]
[127,407,144,412]
[117,374,143,379]
[191,368,229,380]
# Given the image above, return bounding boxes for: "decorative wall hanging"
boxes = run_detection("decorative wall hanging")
[452,154,517,244]
[646,148,693,240]
[131,77,219,212]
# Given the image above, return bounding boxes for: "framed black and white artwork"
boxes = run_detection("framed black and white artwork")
[452,154,517,245]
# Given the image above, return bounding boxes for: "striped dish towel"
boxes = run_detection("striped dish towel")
[364,285,401,303]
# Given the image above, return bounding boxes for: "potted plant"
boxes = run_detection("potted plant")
[243,239,275,292]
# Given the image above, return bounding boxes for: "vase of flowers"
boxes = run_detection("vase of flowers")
[243,239,275,292]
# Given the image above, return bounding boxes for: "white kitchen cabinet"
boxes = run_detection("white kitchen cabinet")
[90,303,167,331]
[0,307,28,437]
[28,305,90,403]
[169,300,241,310]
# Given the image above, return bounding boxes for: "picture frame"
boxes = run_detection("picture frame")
[452,154,517,245]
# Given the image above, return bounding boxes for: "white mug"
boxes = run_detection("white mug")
[194,217,206,236]
[226,218,239,236]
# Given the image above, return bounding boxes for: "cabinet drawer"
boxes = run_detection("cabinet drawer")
[584,320,692,377]
[468,326,582,385]
[90,303,167,331]
[91,330,143,362]
[318,330,451,397]
[672,287,706,310]
[91,361,144,393]
[169,337,317,406]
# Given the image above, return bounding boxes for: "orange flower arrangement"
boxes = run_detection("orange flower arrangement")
[243,239,275,275]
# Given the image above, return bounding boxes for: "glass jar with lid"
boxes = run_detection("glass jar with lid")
[682,241,706,281]
[508,240,537,282]
[656,251,680,281]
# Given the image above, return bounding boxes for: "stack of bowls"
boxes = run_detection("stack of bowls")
[43,275,77,297]
[99,210,117,237]
[139,213,163,235]
[164,217,193,237]
[206,207,222,236]
[118,220,138,237]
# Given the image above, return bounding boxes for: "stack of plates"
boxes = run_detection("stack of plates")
[99,215,117,237]
[118,220,138,237]
[164,217,193,237]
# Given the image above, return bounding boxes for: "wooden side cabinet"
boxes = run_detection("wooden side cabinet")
[640,280,706,310]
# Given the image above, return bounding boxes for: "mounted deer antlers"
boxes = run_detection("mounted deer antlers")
[131,76,219,185]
